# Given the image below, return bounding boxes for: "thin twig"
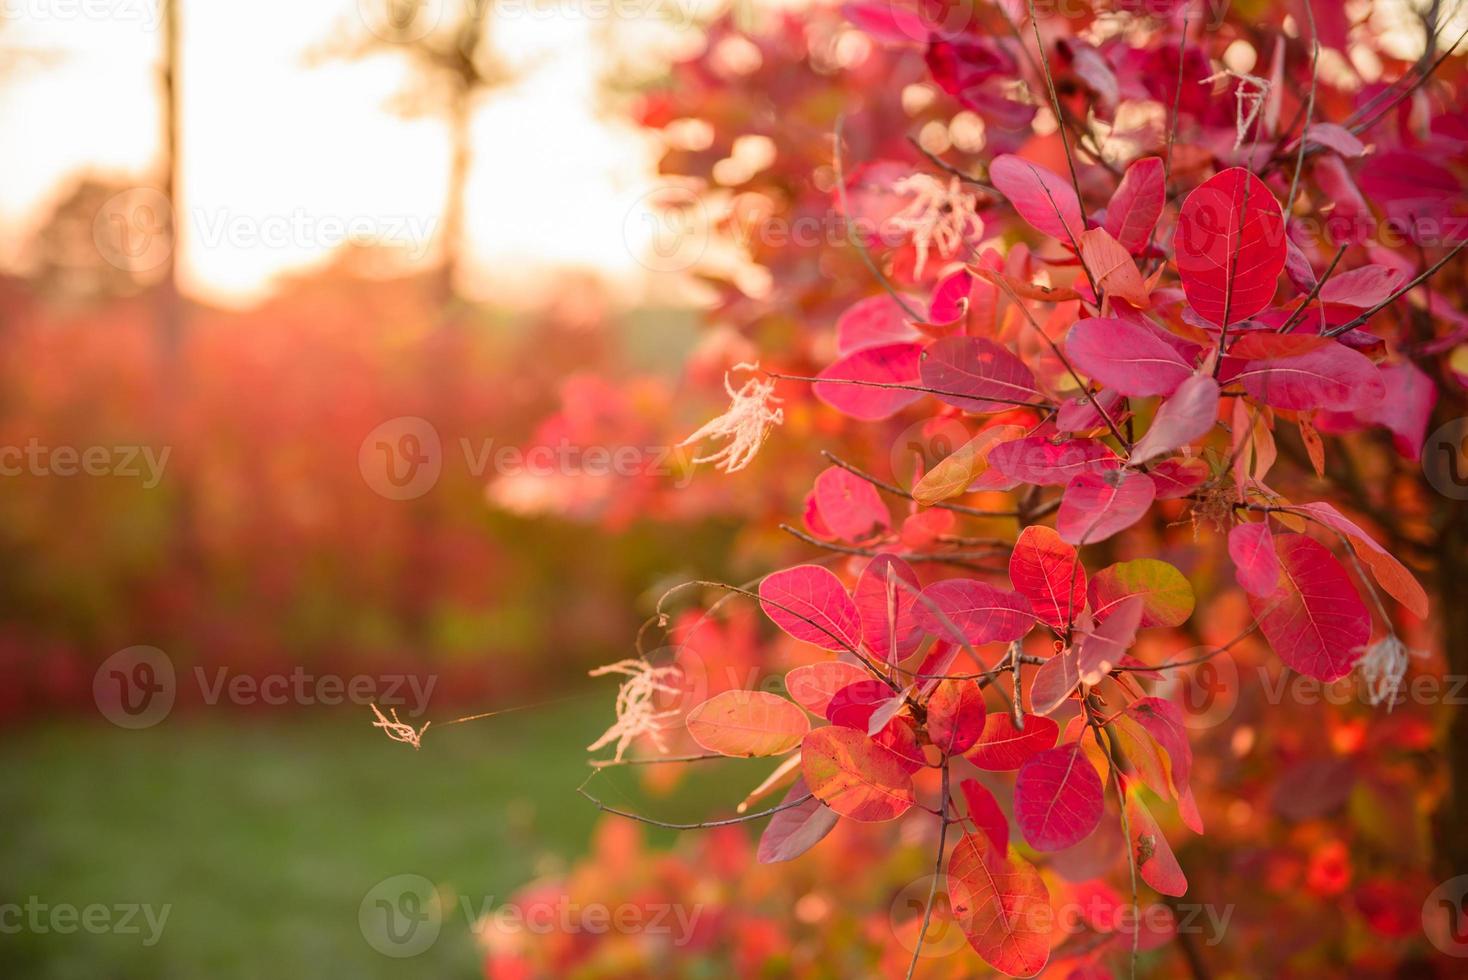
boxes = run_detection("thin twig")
[579,777,814,830]
[1323,241,1467,338]
[820,450,1026,519]
[1283,0,1319,218]
[1278,244,1347,333]
[905,764,952,980]
[834,116,926,322]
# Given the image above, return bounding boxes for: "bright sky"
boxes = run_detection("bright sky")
[0,0,715,308]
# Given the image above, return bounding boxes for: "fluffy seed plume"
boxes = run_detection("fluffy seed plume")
[1355,634,1426,710]
[371,704,430,749]
[680,363,783,473]
[886,174,983,278]
[1201,69,1272,149]
[586,658,685,763]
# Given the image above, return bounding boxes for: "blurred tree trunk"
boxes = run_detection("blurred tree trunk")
[436,88,471,307]
[1433,397,1468,881]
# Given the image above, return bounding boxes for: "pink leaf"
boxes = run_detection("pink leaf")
[1057,470,1158,545]
[1236,341,1385,412]
[811,465,890,543]
[928,679,987,754]
[786,662,871,716]
[1079,228,1151,308]
[814,342,924,420]
[1010,525,1087,629]
[1176,167,1286,327]
[1248,534,1371,682]
[836,293,921,354]
[959,777,1010,852]
[967,713,1060,770]
[987,436,1121,487]
[920,336,1041,414]
[1149,457,1211,498]
[990,154,1085,244]
[759,565,863,652]
[1065,317,1194,396]
[914,579,1036,646]
[854,555,924,664]
[1130,372,1220,464]
[1015,742,1105,851]
[1228,521,1280,597]
[1103,156,1165,254]
[1075,596,1143,685]
[1029,646,1082,715]
[758,776,840,863]
[1318,265,1403,308]
[1303,122,1365,158]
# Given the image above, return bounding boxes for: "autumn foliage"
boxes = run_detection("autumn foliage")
[538,1,1468,977]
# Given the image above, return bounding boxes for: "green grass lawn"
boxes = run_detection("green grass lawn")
[0,698,726,979]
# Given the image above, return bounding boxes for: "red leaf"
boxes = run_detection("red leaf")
[1029,647,1082,715]
[1065,317,1194,396]
[826,679,899,732]
[854,554,924,664]
[1076,596,1143,685]
[1088,559,1195,628]
[1228,520,1280,597]
[1015,742,1105,851]
[949,832,1052,977]
[687,690,810,757]
[914,579,1036,646]
[958,778,1010,852]
[811,465,890,543]
[920,336,1040,414]
[1125,788,1188,897]
[801,725,916,822]
[759,565,863,652]
[1149,457,1211,498]
[836,293,921,354]
[967,713,1060,770]
[1103,156,1165,254]
[1129,373,1220,465]
[987,436,1120,487]
[1010,525,1087,629]
[1318,264,1403,308]
[1057,470,1157,545]
[1235,341,1385,412]
[1290,502,1428,618]
[757,777,840,864]
[1176,167,1286,327]
[928,679,986,754]
[990,153,1085,244]
[786,662,870,716]
[1127,697,1192,796]
[1248,534,1371,682]
[814,342,924,420]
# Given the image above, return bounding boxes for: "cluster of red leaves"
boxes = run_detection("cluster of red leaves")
[574,1,1468,977]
